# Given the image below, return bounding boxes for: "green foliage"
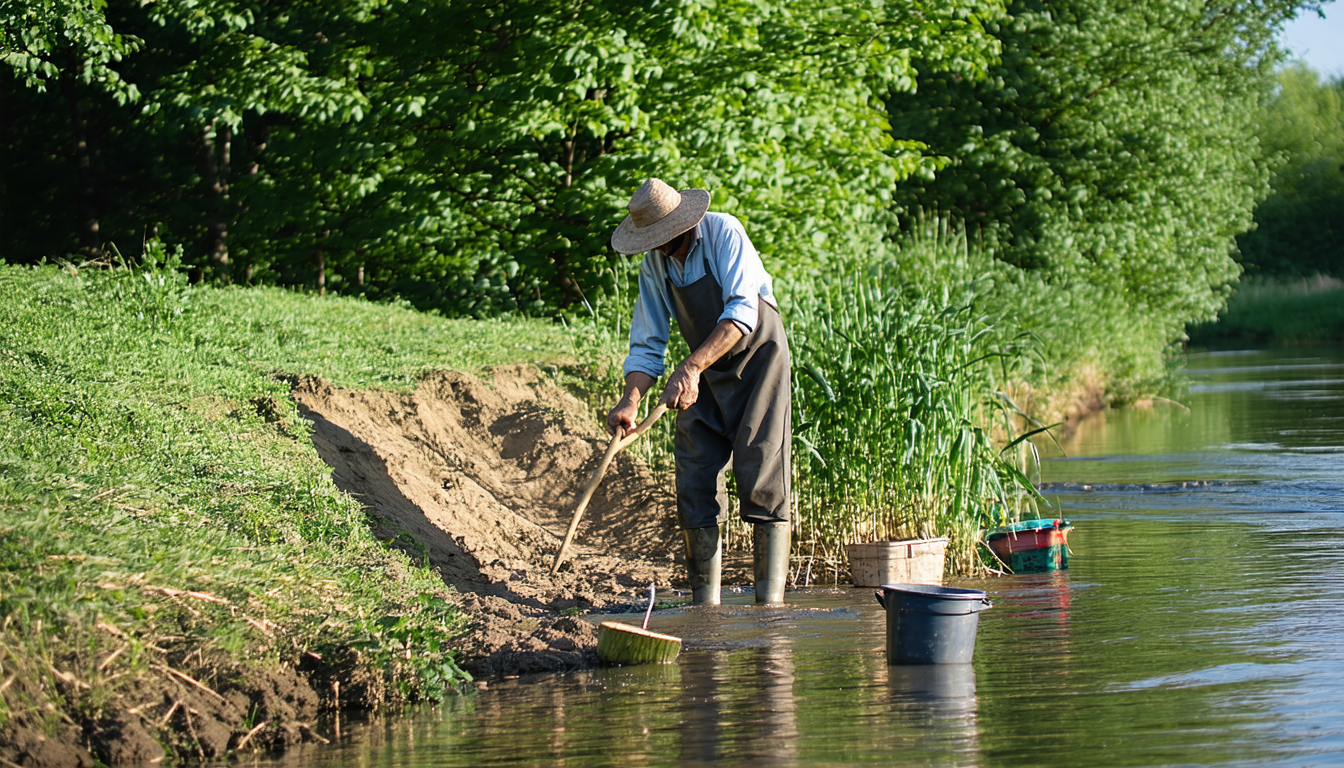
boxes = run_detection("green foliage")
[1188,274,1344,344]
[234,0,1004,312]
[888,0,1311,381]
[1,0,1006,314]
[0,0,140,101]
[360,595,473,701]
[1237,63,1344,278]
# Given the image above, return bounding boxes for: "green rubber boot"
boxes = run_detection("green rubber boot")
[753,522,791,604]
[682,526,722,606]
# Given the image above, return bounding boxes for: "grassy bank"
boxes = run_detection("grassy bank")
[0,249,575,761]
[1187,274,1344,345]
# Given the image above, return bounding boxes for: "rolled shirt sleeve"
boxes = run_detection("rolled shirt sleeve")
[708,215,765,335]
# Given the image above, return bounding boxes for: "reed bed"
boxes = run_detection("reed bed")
[576,236,1047,576]
[783,263,1044,575]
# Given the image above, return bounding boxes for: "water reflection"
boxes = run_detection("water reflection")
[753,638,799,761]
[244,347,1344,768]
[677,651,726,765]
[885,663,978,719]
[678,638,799,765]
[1045,349,1344,483]
[995,571,1072,642]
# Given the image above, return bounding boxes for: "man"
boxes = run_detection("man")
[607,178,792,605]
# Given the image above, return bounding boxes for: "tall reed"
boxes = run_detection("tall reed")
[784,260,1043,574]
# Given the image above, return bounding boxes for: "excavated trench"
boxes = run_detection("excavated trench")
[291,365,684,677]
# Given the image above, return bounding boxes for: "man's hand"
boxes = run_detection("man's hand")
[608,371,656,435]
[607,398,638,436]
[661,319,745,410]
[661,362,702,411]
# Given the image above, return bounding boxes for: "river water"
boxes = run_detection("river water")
[258,348,1344,767]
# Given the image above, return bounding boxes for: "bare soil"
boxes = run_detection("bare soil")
[2,649,345,768]
[290,365,684,678]
[0,365,686,768]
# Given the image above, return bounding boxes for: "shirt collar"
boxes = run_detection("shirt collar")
[685,221,703,251]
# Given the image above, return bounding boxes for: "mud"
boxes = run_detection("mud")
[1,365,688,768]
[289,365,684,678]
[2,654,332,768]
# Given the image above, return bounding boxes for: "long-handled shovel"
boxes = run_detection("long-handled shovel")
[550,403,668,575]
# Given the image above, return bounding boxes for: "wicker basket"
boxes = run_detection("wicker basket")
[846,537,949,587]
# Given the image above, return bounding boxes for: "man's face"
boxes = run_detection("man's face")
[655,231,686,257]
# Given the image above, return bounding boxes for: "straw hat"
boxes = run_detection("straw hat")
[610,178,711,254]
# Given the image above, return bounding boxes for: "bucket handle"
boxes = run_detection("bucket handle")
[875,591,995,611]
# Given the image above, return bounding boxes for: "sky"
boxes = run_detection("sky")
[1279,4,1344,79]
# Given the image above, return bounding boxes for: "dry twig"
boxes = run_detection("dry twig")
[159,700,181,727]
[150,664,225,702]
[142,586,231,605]
[88,487,122,503]
[234,720,269,751]
[96,621,127,638]
[298,723,330,744]
[245,617,275,636]
[50,665,91,690]
[99,643,128,671]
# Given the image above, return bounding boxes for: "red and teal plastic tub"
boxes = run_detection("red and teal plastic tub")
[987,518,1072,573]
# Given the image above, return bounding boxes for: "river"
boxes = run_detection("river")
[254,347,1344,767]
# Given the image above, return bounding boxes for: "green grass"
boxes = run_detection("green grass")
[1187,274,1344,345]
[0,245,576,739]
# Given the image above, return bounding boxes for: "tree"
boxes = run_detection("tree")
[887,0,1316,359]
[1,0,365,270]
[2,0,140,255]
[1,0,139,96]
[3,0,1008,314]
[1238,63,1344,277]
[241,0,1007,313]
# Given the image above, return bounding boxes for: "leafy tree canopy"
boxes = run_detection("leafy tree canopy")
[0,0,140,102]
[1,0,1006,315]
[888,0,1316,347]
[1238,62,1344,277]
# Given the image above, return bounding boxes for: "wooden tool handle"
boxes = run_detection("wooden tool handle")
[550,404,669,575]
[619,403,668,449]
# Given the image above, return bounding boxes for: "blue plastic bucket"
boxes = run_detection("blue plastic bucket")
[876,584,993,664]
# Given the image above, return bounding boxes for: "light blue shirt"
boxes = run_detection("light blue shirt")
[624,212,777,380]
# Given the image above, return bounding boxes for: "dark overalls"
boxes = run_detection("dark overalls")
[665,256,792,603]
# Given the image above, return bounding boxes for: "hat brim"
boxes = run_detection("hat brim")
[610,189,711,254]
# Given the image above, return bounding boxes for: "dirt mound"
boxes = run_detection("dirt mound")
[0,366,684,768]
[292,365,682,677]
